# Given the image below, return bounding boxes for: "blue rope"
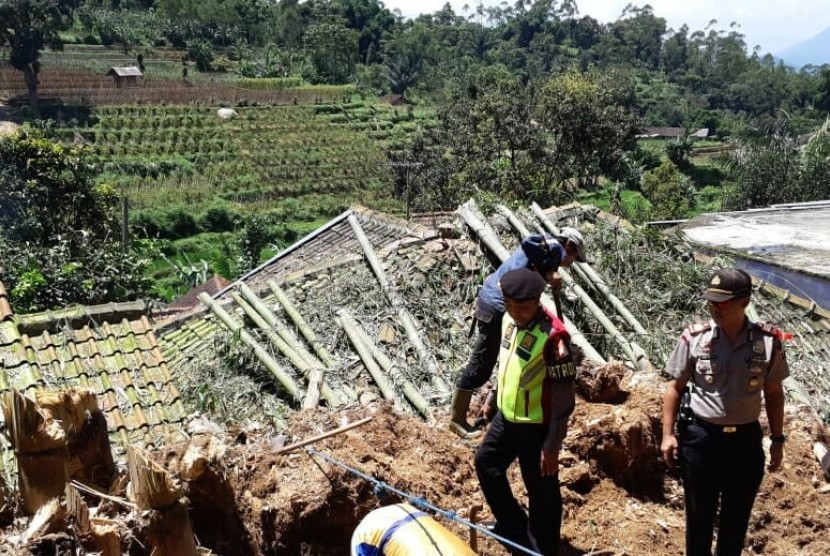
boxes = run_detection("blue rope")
[306,447,543,556]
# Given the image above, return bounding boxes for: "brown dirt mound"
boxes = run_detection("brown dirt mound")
[167,370,830,556]
[3,370,829,555]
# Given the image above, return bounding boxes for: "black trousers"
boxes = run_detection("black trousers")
[680,420,764,556]
[475,412,562,556]
[457,312,504,390]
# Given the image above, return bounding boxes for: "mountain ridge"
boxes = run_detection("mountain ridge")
[778,26,830,67]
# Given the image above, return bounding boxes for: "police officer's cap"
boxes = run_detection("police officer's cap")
[499,268,546,300]
[701,268,752,302]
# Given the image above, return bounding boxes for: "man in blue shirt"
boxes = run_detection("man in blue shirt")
[448,227,586,438]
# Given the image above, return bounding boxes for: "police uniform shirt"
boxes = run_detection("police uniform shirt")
[665,319,789,425]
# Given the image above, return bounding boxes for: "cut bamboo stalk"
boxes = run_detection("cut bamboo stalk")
[347,215,449,394]
[304,368,324,409]
[1,390,67,515]
[37,389,116,493]
[531,202,650,337]
[268,280,337,368]
[336,311,401,405]
[457,201,605,365]
[198,292,304,404]
[238,283,319,368]
[67,484,121,556]
[344,313,435,422]
[231,292,342,408]
[497,203,648,370]
[127,447,197,556]
[21,497,66,545]
[273,415,374,456]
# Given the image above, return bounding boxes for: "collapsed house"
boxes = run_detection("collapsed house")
[0,201,828,554]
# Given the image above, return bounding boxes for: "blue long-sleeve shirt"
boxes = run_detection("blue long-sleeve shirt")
[476,234,566,322]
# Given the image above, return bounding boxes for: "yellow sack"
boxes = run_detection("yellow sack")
[350,503,476,556]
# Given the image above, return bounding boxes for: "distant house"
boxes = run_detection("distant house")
[378,94,412,106]
[106,66,143,88]
[637,127,709,140]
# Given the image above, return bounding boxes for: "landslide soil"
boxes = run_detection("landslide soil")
[3,369,828,555]
[171,369,830,556]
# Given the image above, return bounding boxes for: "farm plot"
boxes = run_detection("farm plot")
[48,103,432,219]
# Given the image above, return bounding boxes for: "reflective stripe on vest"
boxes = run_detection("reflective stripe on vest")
[497,307,569,424]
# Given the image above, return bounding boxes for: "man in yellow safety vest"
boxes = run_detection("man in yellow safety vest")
[474,268,577,556]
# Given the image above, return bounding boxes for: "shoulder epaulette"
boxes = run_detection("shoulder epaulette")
[687,321,712,336]
[753,321,793,341]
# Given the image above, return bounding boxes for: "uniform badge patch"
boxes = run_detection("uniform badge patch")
[520,333,537,351]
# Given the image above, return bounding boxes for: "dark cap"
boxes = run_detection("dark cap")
[499,268,546,300]
[701,268,752,302]
[556,227,587,263]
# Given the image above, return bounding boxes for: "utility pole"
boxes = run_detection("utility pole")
[388,161,422,220]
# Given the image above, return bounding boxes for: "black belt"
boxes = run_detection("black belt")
[692,418,759,434]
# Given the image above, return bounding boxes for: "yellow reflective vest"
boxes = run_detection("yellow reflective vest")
[497,307,575,424]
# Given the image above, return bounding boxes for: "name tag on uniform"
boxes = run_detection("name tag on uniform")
[547,360,576,381]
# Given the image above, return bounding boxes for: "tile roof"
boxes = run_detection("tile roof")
[0,281,187,459]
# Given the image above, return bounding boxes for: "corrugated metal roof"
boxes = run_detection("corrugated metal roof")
[106,66,143,77]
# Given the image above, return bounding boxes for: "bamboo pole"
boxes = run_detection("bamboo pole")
[347,214,449,394]
[336,311,401,405]
[273,415,374,456]
[231,292,342,407]
[238,283,319,367]
[531,202,650,337]
[1,390,67,516]
[338,310,434,421]
[268,280,337,368]
[127,447,197,556]
[457,201,605,365]
[198,292,304,404]
[497,203,650,370]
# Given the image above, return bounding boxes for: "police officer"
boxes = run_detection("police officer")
[661,268,789,556]
[448,228,586,438]
[474,268,577,556]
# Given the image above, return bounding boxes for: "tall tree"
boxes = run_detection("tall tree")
[0,0,74,105]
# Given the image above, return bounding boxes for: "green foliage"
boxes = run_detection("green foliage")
[3,234,157,312]
[665,137,693,168]
[0,132,155,310]
[304,21,358,84]
[0,132,115,244]
[641,159,696,220]
[728,114,830,208]
[177,331,289,427]
[0,0,74,104]
[186,38,214,72]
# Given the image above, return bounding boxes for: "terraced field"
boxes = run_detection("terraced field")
[44,103,428,214]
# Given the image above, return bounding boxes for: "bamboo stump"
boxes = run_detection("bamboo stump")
[128,447,197,556]
[38,389,116,492]
[67,485,122,556]
[1,391,68,515]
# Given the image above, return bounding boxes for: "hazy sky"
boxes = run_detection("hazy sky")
[382,0,830,54]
